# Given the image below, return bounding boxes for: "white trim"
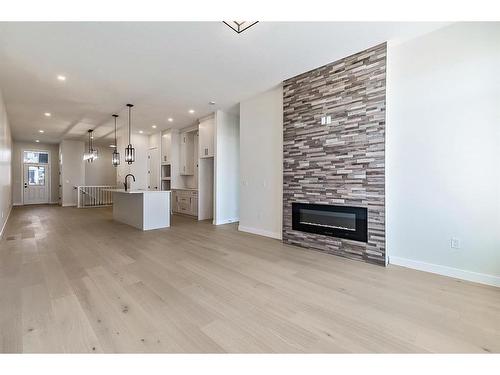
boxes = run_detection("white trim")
[238,225,282,240]
[62,203,77,207]
[0,204,13,239]
[213,217,239,225]
[389,256,500,288]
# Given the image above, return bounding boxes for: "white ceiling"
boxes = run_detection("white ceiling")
[0,22,447,143]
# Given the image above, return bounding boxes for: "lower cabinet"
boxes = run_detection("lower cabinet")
[172,189,198,217]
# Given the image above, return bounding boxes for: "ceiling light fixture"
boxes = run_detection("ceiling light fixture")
[112,114,120,167]
[35,140,40,143]
[168,118,173,122]
[39,130,44,133]
[152,125,157,129]
[83,129,98,163]
[223,21,259,34]
[44,112,51,117]
[209,101,216,105]
[57,75,66,81]
[139,130,144,134]
[124,104,135,164]
[189,109,195,114]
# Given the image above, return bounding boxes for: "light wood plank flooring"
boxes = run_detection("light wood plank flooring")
[1,205,499,353]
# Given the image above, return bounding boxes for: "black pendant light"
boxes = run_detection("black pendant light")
[112,114,120,166]
[124,104,135,164]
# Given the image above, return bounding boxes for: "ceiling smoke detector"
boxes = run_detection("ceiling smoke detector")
[223,21,259,34]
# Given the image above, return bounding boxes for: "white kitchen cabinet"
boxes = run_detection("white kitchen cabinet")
[180,131,194,175]
[171,189,198,217]
[199,115,215,158]
[161,130,171,164]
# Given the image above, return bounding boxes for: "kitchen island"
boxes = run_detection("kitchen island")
[105,189,171,230]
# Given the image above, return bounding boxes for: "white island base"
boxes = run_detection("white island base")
[107,189,171,231]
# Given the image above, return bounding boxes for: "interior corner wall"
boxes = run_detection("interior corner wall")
[386,22,500,286]
[116,130,149,190]
[84,141,117,186]
[239,86,283,239]
[60,140,85,206]
[12,141,60,205]
[214,110,240,225]
[0,88,12,237]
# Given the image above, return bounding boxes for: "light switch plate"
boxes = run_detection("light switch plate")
[450,237,461,249]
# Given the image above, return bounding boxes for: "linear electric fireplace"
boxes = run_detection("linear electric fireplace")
[292,203,368,242]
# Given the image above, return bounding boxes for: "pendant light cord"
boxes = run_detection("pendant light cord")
[113,115,118,147]
[128,105,131,145]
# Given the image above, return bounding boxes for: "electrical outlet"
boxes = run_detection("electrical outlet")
[321,115,332,125]
[450,237,461,249]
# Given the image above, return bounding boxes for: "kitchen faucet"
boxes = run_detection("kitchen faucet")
[124,174,136,191]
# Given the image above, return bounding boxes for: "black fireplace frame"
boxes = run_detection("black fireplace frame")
[292,203,368,242]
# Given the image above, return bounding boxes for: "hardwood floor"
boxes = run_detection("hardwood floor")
[1,205,499,353]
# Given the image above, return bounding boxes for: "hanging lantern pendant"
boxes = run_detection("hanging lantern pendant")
[112,114,120,167]
[125,104,135,164]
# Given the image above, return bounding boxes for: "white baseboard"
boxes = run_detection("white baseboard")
[389,256,500,288]
[62,203,77,207]
[214,217,239,225]
[238,225,282,240]
[13,202,22,206]
[0,204,13,239]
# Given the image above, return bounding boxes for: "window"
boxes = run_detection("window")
[24,151,49,164]
[28,166,46,186]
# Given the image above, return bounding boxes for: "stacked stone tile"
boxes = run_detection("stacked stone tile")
[283,43,386,265]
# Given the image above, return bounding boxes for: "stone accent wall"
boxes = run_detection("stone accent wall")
[282,43,386,265]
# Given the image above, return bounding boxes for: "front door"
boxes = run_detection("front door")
[23,164,49,204]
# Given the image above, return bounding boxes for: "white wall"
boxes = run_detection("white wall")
[12,141,60,205]
[0,88,12,237]
[238,86,283,239]
[214,110,240,225]
[387,22,500,286]
[116,130,149,190]
[84,141,117,186]
[60,140,85,206]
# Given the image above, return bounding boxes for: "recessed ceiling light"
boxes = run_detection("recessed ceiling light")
[139,130,143,134]
[39,130,44,133]
[189,109,195,114]
[167,118,173,122]
[109,144,117,148]
[35,140,40,143]
[209,101,216,105]
[152,125,157,129]
[57,75,66,81]
[44,112,51,117]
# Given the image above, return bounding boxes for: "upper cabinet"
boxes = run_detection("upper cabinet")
[180,131,194,175]
[199,115,215,158]
[161,131,172,164]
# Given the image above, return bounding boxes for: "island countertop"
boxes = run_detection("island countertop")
[108,189,171,230]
